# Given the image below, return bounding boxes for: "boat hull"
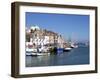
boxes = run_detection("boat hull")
[63,48,72,52]
[56,48,64,54]
[26,52,50,56]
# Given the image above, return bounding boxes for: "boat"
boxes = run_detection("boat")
[26,48,37,53]
[36,52,50,56]
[63,47,72,52]
[26,47,50,56]
[26,52,32,56]
[71,43,78,48]
[56,48,64,54]
[26,52,50,56]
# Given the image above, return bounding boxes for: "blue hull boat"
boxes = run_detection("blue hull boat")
[56,48,63,54]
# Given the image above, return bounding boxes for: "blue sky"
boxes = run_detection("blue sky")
[26,12,89,42]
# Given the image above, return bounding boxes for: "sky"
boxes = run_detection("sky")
[26,12,89,42]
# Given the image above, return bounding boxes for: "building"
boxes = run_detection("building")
[26,25,68,49]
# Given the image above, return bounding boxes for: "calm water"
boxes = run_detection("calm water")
[26,46,89,67]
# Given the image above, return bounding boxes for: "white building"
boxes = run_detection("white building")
[32,36,49,46]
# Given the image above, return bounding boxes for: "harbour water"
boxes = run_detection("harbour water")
[26,46,89,67]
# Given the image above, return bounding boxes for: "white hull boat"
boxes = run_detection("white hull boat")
[63,47,72,52]
[71,44,78,48]
[26,52,50,56]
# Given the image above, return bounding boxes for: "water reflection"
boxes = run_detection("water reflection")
[26,47,89,67]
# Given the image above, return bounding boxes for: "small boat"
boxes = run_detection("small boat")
[71,43,78,48]
[26,52,33,56]
[36,52,50,56]
[26,52,50,56]
[63,47,72,52]
[26,48,37,53]
[71,45,78,48]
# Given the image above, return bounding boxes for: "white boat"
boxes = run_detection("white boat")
[26,52,32,56]
[26,48,37,53]
[36,52,50,56]
[26,52,50,56]
[71,43,78,48]
[63,47,72,52]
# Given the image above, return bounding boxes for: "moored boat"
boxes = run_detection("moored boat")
[63,47,72,52]
[71,43,78,48]
[26,52,32,56]
[26,52,50,56]
[26,48,37,53]
[56,48,63,54]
